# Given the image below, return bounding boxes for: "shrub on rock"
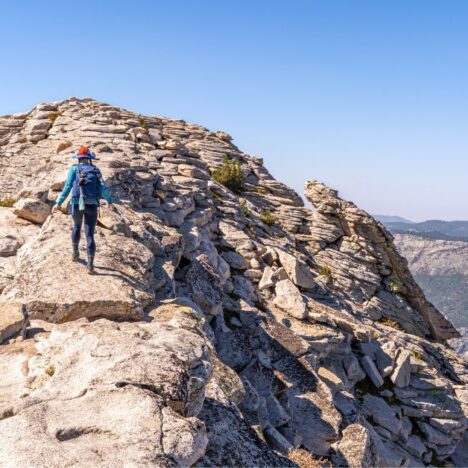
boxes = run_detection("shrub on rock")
[212,156,245,192]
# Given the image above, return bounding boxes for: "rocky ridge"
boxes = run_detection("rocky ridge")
[0,98,466,467]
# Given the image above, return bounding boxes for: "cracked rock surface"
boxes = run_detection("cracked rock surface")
[0,98,466,467]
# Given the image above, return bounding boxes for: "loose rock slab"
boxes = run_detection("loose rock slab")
[273,279,307,319]
[0,302,212,467]
[1,213,154,323]
[13,198,51,224]
[0,302,27,343]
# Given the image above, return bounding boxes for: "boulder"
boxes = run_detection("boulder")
[376,341,396,377]
[215,329,252,370]
[265,395,290,427]
[362,394,402,435]
[390,349,411,388]
[258,266,275,290]
[275,249,315,289]
[13,198,51,224]
[417,421,452,445]
[221,251,248,270]
[273,279,307,319]
[184,255,223,316]
[402,435,429,459]
[342,354,366,382]
[0,208,31,257]
[332,423,380,468]
[360,356,384,388]
[0,302,27,343]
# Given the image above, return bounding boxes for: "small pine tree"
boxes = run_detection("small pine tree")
[212,156,245,192]
[139,116,149,130]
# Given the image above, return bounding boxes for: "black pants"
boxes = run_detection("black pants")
[71,204,98,258]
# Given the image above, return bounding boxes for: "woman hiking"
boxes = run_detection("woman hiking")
[52,146,115,274]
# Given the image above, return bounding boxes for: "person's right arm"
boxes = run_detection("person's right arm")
[56,165,76,206]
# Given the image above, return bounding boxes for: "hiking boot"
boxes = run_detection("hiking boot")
[86,257,95,274]
[72,245,79,262]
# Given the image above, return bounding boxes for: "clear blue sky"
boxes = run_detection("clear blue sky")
[1,0,467,221]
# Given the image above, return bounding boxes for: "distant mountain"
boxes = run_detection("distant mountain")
[393,233,468,333]
[379,216,468,357]
[374,215,414,224]
[381,218,468,241]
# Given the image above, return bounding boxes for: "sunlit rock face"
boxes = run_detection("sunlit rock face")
[0,98,466,467]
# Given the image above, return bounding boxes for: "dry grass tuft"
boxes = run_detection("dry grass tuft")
[378,318,403,331]
[0,198,17,208]
[288,448,329,468]
[57,141,72,153]
[48,111,61,123]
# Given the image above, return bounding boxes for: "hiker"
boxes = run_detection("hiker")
[52,146,115,274]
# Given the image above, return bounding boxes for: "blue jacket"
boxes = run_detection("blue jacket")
[56,163,113,206]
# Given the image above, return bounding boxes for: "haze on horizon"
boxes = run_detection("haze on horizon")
[1,0,467,222]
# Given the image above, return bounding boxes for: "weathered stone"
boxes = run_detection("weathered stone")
[390,349,411,388]
[0,303,212,466]
[265,395,290,427]
[428,417,466,434]
[376,341,396,377]
[1,214,154,323]
[232,275,258,303]
[244,268,263,281]
[332,423,380,468]
[260,247,278,265]
[264,426,292,453]
[221,250,248,270]
[362,394,402,434]
[275,249,315,289]
[184,255,223,316]
[305,180,459,341]
[417,421,452,445]
[342,354,366,382]
[0,257,15,293]
[0,302,27,343]
[273,279,307,319]
[0,208,40,253]
[450,430,468,467]
[360,356,384,387]
[215,329,252,371]
[199,379,293,467]
[258,266,275,290]
[402,435,429,459]
[13,198,51,224]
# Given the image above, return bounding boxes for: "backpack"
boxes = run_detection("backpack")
[71,163,103,205]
